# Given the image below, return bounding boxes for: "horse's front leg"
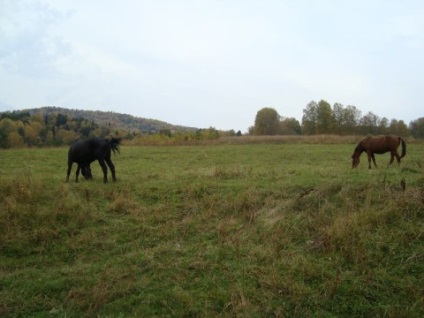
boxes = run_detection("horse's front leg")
[66,162,73,182]
[98,159,108,183]
[371,153,378,168]
[105,157,116,181]
[366,152,372,169]
[75,165,81,183]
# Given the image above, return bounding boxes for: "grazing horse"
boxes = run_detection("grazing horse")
[66,137,121,183]
[80,165,93,180]
[351,135,406,169]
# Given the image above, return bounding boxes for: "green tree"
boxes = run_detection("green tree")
[252,107,280,135]
[80,123,95,137]
[332,103,361,135]
[0,127,9,148]
[316,100,334,134]
[279,117,301,135]
[159,129,172,137]
[56,113,68,126]
[388,119,409,136]
[377,117,389,134]
[333,103,345,134]
[302,101,318,135]
[343,105,362,135]
[202,127,220,139]
[409,117,424,138]
[359,111,380,134]
[0,111,30,122]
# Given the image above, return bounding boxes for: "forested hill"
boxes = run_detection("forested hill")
[0,106,225,148]
[23,106,197,133]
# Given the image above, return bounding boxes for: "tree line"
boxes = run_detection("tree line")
[0,111,108,148]
[0,110,228,148]
[249,100,424,138]
[1,101,423,148]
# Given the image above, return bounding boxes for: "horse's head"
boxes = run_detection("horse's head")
[351,146,364,168]
[351,141,365,168]
[81,166,93,180]
[351,152,360,168]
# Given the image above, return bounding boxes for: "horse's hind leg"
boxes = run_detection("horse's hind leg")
[392,151,401,166]
[105,158,116,181]
[387,152,395,166]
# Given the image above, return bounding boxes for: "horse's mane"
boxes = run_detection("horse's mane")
[354,140,365,152]
[355,136,374,151]
[108,138,121,154]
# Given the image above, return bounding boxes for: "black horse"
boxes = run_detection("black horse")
[66,137,121,183]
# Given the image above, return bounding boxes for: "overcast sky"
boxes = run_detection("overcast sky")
[1,0,423,131]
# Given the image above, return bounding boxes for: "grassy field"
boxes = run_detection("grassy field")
[1,141,423,317]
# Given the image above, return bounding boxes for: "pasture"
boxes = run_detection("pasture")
[1,141,423,317]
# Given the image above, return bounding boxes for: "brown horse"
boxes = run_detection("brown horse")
[351,135,406,169]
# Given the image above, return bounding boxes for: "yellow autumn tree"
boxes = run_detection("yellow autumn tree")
[24,121,43,145]
[56,129,78,144]
[7,131,24,147]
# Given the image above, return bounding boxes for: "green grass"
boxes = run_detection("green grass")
[1,142,423,317]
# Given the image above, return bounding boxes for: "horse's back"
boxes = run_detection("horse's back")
[364,135,401,154]
[68,137,119,163]
[384,135,403,150]
[363,136,385,153]
[68,139,97,163]
[90,138,112,158]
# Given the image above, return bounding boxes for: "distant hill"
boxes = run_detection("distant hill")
[21,106,198,133]
[0,106,221,148]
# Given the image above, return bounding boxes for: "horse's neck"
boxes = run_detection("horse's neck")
[357,142,366,153]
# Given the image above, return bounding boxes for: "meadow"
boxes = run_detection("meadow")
[1,139,423,317]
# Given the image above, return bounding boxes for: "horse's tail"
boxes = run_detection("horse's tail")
[399,137,406,158]
[108,138,121,154]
